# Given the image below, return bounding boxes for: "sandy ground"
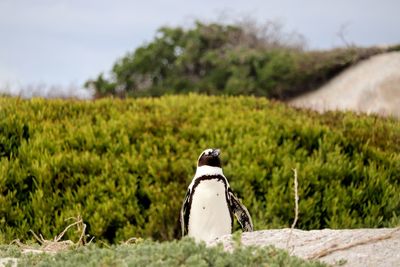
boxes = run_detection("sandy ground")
[290,52,400,118]
[208,228,400,267]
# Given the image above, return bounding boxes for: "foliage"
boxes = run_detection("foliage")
[0,238,327,267]
[0,95,399,244]
[85,21,390,99]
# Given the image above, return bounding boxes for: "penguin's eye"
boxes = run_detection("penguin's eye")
[204,149,212,156]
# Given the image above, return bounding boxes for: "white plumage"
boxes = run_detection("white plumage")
[188,179,231,242]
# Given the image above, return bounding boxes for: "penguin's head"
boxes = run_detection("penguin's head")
[197,148,221,167]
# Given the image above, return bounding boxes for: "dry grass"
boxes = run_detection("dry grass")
[10,215,94,253]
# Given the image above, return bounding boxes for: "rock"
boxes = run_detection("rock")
[208,228,400,267]
[290,52,400,118]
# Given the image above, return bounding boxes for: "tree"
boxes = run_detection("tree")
[86,21,305,98]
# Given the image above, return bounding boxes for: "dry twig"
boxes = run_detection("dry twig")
[286,168,299,254]
[307,227,400,260]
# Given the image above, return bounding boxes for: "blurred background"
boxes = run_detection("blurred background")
[1,0,399,116]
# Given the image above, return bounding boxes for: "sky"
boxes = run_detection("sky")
[0,0,399,97]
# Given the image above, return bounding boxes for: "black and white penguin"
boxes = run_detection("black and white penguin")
[180,148,253,242]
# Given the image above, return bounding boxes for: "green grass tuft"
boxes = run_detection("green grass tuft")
[0,238,327,267]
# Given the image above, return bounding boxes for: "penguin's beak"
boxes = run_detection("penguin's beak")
[212,149,221,157]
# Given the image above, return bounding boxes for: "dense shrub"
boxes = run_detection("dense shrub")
[85,21,391,99]
[0,95,399,243]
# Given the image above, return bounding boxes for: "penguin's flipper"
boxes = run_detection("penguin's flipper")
[180,189,191,237]
[228,188,253,232]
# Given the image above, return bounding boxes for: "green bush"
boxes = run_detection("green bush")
[85,21,391,99]
[0,95,399,243]
[0,238,327,267]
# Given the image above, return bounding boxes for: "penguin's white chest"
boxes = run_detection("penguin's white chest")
[188,179,232,242]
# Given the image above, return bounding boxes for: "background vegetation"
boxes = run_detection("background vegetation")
[1,95,399,244]
[85,21,399,99]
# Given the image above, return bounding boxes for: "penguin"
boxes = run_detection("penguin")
[180,148,253,242]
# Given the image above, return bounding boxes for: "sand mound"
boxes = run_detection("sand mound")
[290,52,400,118]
